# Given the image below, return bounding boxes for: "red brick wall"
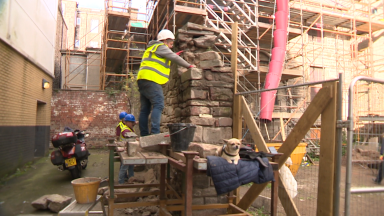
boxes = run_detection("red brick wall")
[50,90,130,148]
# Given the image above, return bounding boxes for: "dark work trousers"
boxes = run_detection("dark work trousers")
[137,80,164,136]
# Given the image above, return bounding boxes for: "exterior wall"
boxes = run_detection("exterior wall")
[0,0,58,76]
[76,8,104,50]
[54,0,68,89]
[62,0,77,49]
[0,40,53,177]
[50,90,131,148]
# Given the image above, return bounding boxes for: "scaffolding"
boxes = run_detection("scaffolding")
[145,0,384,145]
[99,0,151,90]
[62,8,104,90]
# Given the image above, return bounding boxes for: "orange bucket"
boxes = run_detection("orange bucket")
[71,177,101,204]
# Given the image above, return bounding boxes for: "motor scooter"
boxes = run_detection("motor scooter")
[50,127,90,179]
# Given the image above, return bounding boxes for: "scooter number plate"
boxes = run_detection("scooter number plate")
[65,158,77,167]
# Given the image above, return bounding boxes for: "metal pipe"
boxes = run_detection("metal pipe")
[85,55,88,90]
[350,187,384,194]
[345,76,384,216]
[333,73,343,216]
[236,78,339,95]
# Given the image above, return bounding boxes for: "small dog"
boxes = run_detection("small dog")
[220,138,242,165]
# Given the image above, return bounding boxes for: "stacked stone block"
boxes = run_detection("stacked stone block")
[161,23,234,145]
[160,23,234,213]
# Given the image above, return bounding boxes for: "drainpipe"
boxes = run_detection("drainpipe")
[260,0,289,121]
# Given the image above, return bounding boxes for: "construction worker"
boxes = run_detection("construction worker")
[115,111,128,140]
[118,114,136,184]
[137,29,196,136]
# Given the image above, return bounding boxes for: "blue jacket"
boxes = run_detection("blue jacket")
[206,156,274,195]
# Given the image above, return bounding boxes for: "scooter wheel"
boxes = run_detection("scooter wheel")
[69,163,82,179]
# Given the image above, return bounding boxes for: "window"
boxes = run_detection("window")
[91,20,98,33]
[89,41,98,48]
[75,40,80,48]
[77,17,81,25]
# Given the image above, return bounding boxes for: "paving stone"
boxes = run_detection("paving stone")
[186,100,219,107]
[174,107,181,117]
[177,33,193,42]
[200,59,224,69]
[205,71,214,81]
[215,117,233,127]
[31,195,50,210]
[178,66,188,76]
[181,67,203,83]
[183,88,208,101]
[212,107,232,117]
[46,194,72,213]
[205,81,233,88]
[193,35,217,48]
[199,51,221,61]
[186,116,215,126]
[139,133,170,148]
[202,127,232,144]
[188,143,221,158]
[219,101,233,107]
[211,67,233,73]
[182,106,210,116]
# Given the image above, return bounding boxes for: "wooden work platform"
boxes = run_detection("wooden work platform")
[105,143,278,216]
[58,195,105,216]
[245,22,302,45]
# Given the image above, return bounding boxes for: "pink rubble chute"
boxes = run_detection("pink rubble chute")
[260,0,289,121]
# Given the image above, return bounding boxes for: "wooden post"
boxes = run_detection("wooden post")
[316,82,337,216]
[231,22,241,205]
[241,96,269,153]
[232,22,241,140]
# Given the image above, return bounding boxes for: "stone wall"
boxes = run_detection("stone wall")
[160,23,234,214]
[51,90,132,148]
[161,24,233,144]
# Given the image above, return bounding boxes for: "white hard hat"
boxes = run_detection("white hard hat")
[157,29,175,41]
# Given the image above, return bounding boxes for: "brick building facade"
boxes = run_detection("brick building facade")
[62,0,104,50]
[0,0,58,176]
[50,90,132,148]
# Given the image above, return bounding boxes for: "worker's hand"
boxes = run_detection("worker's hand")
[188,65,196,68]
[175,50,184,56]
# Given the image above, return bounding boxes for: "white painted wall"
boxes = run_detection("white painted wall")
[0,0,58,76]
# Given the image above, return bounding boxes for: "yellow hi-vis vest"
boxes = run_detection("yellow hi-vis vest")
[137,43,171,85]
[119,124,133,141]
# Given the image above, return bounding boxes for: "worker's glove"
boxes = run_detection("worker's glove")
[176,50,184,56]
[188,65,196,68]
